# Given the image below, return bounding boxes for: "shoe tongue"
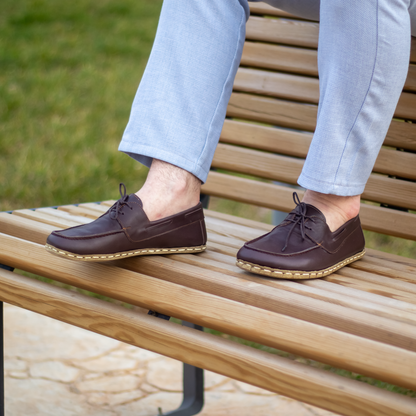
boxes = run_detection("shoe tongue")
[289,202,327,225]
[304,203,326,221]
[129,193,143,208]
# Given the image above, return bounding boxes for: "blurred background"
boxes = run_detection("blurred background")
[1,0,163,211]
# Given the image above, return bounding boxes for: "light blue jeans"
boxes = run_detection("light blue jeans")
[119,0,416,196]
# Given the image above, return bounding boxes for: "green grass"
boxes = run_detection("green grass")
[1,0,161,211]
[2,0,415,401]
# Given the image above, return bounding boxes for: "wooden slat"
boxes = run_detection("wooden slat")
[227,92,416,135]
[233,67,416,121]
[0,213,55,245]
[212,143,302,182]
[227,92,317,131]
[234,67,319,104]
[338,267,416,294]
[327,273,416,305]
[58,204,102,219]
[241,41,318,76]
[396,91,416,121]
[359,203,416,238]
[405,64,416,92]
[365,247,416,269]
[172,251,416,327]
[249,4,311,20]
[3,233,416,390]
[77,202,108,214]
[246,16,319,49]
[12,209,81,228]
[122,253,416,348]
[241,45,414,93]
[202,172,416,240]
[221,119,312,155]
[354,175,416,210]
[373,147,416,180]
[207,232,243,251]
[247,6,416,66]
[3,207,416,347]
[205,217,260,242]
[205,209,273,232]
[36,207,93,224]
[385,119,416,151]
[220,120,416,180]
[351,257,416,283]
[302,279,416,317]
[1,271,414,416]
[211,144,416,210]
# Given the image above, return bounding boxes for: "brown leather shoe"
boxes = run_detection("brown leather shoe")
[45,184,207,261]
[236,193,365,279]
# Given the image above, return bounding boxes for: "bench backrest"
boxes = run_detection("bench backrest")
[201,3,416,241]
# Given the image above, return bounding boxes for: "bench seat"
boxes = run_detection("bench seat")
[1,204,416,416]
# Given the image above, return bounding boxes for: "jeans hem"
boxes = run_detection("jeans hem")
[298,173,365,196]
[118,142,210,183]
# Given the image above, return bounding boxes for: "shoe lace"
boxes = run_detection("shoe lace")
[110,183,132,219]
[282,192,315,252]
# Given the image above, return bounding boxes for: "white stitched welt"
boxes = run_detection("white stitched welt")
[45,244,206,260]
[237,250,365,278]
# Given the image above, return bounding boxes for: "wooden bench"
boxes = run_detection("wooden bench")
[1,3,416,415]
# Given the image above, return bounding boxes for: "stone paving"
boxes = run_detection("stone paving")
[4,303,338,416]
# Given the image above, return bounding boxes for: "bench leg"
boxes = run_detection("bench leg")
[0,264,14,416]
[161,322,204,416]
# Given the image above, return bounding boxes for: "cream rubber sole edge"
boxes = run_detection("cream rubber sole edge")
[45,243,206,262]
[236,249,366,280]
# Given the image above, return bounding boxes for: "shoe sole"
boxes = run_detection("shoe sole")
[236,249,366,280]
[45,243,206,262]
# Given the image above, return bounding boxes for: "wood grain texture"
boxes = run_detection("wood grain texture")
[249,4,310,20]
[337,267,416,294]
[226,92,317,131]
[12,209,85,228]
[1,269,414,416]
[396,91,416,121]
[247,4,416,65]
[202,172,416,240]
[211,143,416,210]
[205,209,274,232]
[405,64,416,92]
[0,212,55,245]
[233,67,416,121]
[3,213,416,351]
[58,204,103,219]
[234,67,319,104]
[2,233,416,389]
[227,92,416,134]
[246,16,319,48]
[241,42,318,76]
[384,120,416,151]
[220,120,416,180]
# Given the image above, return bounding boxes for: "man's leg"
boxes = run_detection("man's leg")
[119,0,249,220]
[237,0,415,278]
[301,0,416,231]
[45,0,250,260]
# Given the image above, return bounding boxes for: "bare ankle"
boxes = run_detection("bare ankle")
[302,190,360,232]
[136,160,201,221]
